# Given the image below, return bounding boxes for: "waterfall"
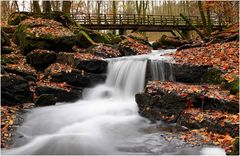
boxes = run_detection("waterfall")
[106,58,147,96]
[2,51,225,155]
[150,60,175,81]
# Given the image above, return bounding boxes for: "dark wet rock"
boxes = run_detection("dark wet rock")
[87,43,121,58]
[118,37,151,56]
[35,82,81,102]
[24,75,37,82]
[172,63,209,83]
[1,64,37,79]
[75,60,107,73]
[14,18,77,54]
[145,60,209,83]
[136,92,186,123]
[56,52,75,66]
[45,63,106,87]
[26,49,57,70]
[136,81,239,123]
[177,108,239,137]
[35,94,57,107]
[1,73,33,105]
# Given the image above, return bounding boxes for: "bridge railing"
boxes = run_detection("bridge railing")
[74,14,222,27]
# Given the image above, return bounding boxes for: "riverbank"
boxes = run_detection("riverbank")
[136,40,239,154]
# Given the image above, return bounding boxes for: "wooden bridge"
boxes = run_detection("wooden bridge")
[74,14,228,32]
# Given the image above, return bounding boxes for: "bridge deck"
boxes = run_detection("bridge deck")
[74,14,225,31]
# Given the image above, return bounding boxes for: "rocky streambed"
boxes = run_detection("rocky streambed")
[1,12,239,155]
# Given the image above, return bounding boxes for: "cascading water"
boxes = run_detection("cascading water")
[2,50,225,155]
[149,49,175,81]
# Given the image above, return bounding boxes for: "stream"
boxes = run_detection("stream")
[2,50,225,155]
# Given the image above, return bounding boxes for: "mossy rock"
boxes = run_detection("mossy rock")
[14,18,77,54]
[8,12,30,25]
[127,33,151,46]
[151,41,162,50]
[201,68,225,85]
[227,137,239,155]
[8,11,79,29]
[76,30,95,48]
[224,77,239,95]
[1,29,10,46]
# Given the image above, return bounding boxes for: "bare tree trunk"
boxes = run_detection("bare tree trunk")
[62,1,72,14]
[197,1,207,35]
[42,1,51,13]
[33,1,41,13]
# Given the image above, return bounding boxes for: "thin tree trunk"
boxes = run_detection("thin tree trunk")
[206,8,212,35]
[42,1,51,13]
[33,1,41,13]
[197,1,207,35]
[62,1,72,14]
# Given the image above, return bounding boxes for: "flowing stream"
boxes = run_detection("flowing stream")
[2,50,225,155]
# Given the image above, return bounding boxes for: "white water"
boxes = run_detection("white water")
[2,50,225,155]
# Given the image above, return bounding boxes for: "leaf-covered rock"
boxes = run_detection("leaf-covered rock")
[136,81,239,123]
[14,18,77,54]
[118,37,151,56]
[26,49,57,70]
[177,108,239,137]
[36,81,81,102]
[87,43,121,58]
[44,63,106,87]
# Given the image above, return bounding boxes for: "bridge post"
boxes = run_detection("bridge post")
[119,29,126,35]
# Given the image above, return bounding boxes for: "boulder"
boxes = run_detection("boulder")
[76,30,95,48]
[118,37,151,56]
[127,32,151,46]
[75,59,107,73]
[177,108,239,137]
[35,94,57,107]
[26,49,57,70]
[1,73,33,105]
[153,35,189,50]
[87,43,121,58]
[136,81,239,123]
[1,64,37,79]
[45,63,106,87]
[14,18,77,54]
[8,11,78,28]
[35,82,81,102]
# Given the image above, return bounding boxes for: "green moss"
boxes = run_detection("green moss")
[128,34,151,46]
[76,30,95,48]
[8,12,29,25]
[152,41,162,50]
[201,68,225,85]
[224,77,239,95]
[227,137,239,155]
